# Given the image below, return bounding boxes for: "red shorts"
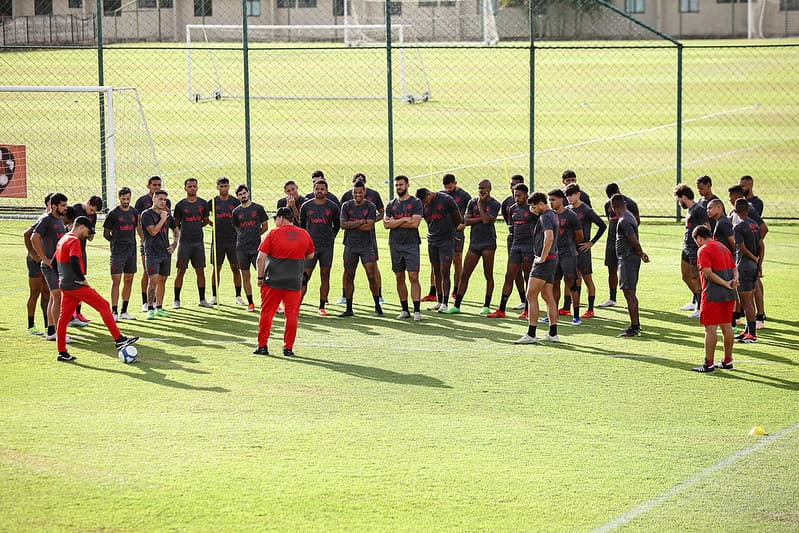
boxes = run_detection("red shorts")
[699,299,735,326]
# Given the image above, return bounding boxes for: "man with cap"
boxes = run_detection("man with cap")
[53,216,138,362]
[253,207,315,357]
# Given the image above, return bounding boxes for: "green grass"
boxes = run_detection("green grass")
[1,219,798,530]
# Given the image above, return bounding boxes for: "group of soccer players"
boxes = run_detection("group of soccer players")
[23,168,768,365]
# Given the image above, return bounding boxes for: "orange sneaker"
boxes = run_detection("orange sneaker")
[246,304,255,312]
[557,308,570,316]
[318,308,328,317]
[421,294,437,302]
[581,310,595,319]
[486,309,506,319]
[518,310,529,320]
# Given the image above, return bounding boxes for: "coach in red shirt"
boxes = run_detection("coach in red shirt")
[254,207,315,357]
[691,225,738,373]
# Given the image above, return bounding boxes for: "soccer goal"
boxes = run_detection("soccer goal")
[0,86,160,211]
[186,24,432,104]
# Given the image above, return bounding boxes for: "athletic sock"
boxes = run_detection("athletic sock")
[378,287,383,298]
[756,314,765,321]
[112,306,118,314]
[346,298,353,313]
[401,300,409,312]
[454,294,464,308]
[610,288,617,302]
[235,285,242,297]
[121,300,129,313]
[694,293,701,310]
[174,287,182,301]
[484,295,492,308]
[588,295,595,311]
[631,323,641,331]
[412,300,421,313]
[149,305,155,311]
[437,293,444,304]
[499,295,509,313]
[427,286,436,297]
[373,295,381,307]
[199,287,206,301]
[28,316,34,329]
[75,304,82,316]
[141,292,147,305]
[156,305,163,310]
[561,295,571,311]
[518,288,526,301]
[527,325,536,337]
[549,324,557,337]
[318,299,325,309]
[692,293,698,304]
[47,325,55,336]
[247,294,254,305]
[212,285,218,297]
[573,305,579,319]
[747,321,757,336]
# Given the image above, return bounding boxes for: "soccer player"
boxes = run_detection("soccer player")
[299,179,340,316]
[141,190,178,319]
[135,176,171,312]
[675,184,710,318]
[707,198,734,254]
[441,173,471,301]
[613,193,650,337]
[489,183,535,319]
[599,183,639,308]
[103,187,139,321]
[64,195,103,326]
[173,178,212,309]
[739,175,764,217]
[384,175,424,321]
[53,216,138,363]
[728,184,768,328]
[253,207,315,357]
[566,183,606,319]
[514,192,560,344]
[276,180,303,225]
[691,225,738,373]
[338,172,385,306]
[22,194,52,335]
[695,175,720,212]
[30,192,68,342]
[339,180,382,317]
[446,179,500,315]
[548,189,583,325]
[231,184,269,312]
[209,176,243,306]
[732,199,762,344]
[500,174,527,310]
[303,169,340,205]
[416,187,462,313]
[561,169,591,207]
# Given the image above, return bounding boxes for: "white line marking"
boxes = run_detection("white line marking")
[590,420,799,533]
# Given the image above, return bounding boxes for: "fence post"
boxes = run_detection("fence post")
[242,0,253,193]
[385,0,395,200]
[528,1,534,191]
[97,0,108,208]
[675,43,683,222]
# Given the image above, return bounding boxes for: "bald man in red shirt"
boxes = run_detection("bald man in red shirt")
[254,207,315,357]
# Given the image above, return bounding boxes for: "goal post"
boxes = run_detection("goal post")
[185,24,431,104]
[0,85,160,211]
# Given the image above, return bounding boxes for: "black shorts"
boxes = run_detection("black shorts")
[110,248,138,275]
[555,254,578,284]
[237,249,259,271]
[604,244,618,269]
[390,244,421,273]
[577,250,593,276]
[618,257,641,291]
[305,245,334,270]
[41,264,59,290]
[343,246,377,270]
[146,255,171,277]
[530,257,558,283]
[508,246,534,265]
[737,266,757,292]
[27,256,41,278]
[211,238,238,268]
[428,240,454,266]
[468,242,497,255]
[176,242,206,270]
[454,230,465,255]
[681,249,698,266]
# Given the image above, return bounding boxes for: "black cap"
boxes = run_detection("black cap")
[274,207,293,220]
[73,216,95,235]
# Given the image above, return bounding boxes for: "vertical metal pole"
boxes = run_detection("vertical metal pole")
[243,0,253,193]
[675,44,683,221]
[385,0,395,199]
[97,0,108,209]
[528,0,534,190]
[106,87,116,209]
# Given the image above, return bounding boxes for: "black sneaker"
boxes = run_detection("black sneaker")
[618,328,640,337]
[715,361,734,370]
[57,352,76,362]
[282,348,295,357]
[692,363,715,373]
[253,345,269,356]
[375,306,384,317]
[734,332,746,341]
[115,335,139,350]
[338,310,354,318]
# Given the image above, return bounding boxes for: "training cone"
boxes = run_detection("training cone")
[749,426,767,436]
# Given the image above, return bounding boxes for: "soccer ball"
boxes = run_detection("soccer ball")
[118,345,138,364]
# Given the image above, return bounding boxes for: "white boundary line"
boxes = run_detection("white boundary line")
[590,420,799,533]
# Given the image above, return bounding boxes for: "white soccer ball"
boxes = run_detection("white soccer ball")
[118,345,138,364]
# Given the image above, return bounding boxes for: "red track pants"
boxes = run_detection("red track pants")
[257,286,301,350]
[58,285,121,353]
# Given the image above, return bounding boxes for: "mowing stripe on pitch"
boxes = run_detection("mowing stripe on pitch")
[590,420,799,533]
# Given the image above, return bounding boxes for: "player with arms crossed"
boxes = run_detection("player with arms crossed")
[231,184,269,312]
[30,192,68,342]
[299,179,340,316]
[209,176,243,305]
[565,184,606,319]
[173,178,212,309]
[141,190,178,319]
[134,176,170,312]
[613,193,650,337]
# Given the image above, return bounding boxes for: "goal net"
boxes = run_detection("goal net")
[0,86,160,212]
[186,24,432,104]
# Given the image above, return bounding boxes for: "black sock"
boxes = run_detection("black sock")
[47,325,55,336]
[427,286,436,297]
[42,308,48,328]
[692,293,697,304]
[75,304,82,316]
[561,295,571,310]
[499,295,509,312]
[112,305,118,314]
[549,324,557,337]
[454,294,463,307]
[527,325,536,337]
[588,295,595,311]
[631,323,640,331]
[400,300,409,312]
[319,299,325,309]
[28,316,34,329]
[141,292,147,305]
[235,285,242,297]
[756,314,765,321]
[346,298,353,312]
[373,295,381,308]
[212,285,218,297]
[573,305,579,319]
[156,305,163,310]
[199,287,206,301]
[174,287,182,301]
[378,287,383,298]
[610,288,617,301]
[484,295,492,308]
[518,288,526,301]
[149,304,155,311]
[248,294,254,305]
[694,293,701,310]
[413,301,420,313]
[121,300,129,313]
[747,321,757,335]
[438,293,445,304]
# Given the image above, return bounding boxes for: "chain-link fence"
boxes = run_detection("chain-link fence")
[1,0,797,218]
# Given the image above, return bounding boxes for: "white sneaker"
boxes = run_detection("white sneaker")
[413,311,422,322]
[512,301,527,310]
[680,302,697,311]
[141,303,149,312]
[277,307,284,315]
[427,302,442,311]
[198,300,214,308]
[334,296,347,305]
[514,334,540,344]
[46,333,73,343]
[396,310,411,319]
[597,299,616,308]
[172,300,181,309]
[208,296,217,305]
[112,313,118,322]
[68,317,89,327]
[235,296,246,306]
[118,312,136,320]
[756,320,765,330]
[437,304,448,313]
[379,296,386,305]
[689,309,700,319]
[545,334,560,343]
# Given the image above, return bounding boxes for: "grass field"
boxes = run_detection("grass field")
[2,40,798,217]
[1,218,798,530]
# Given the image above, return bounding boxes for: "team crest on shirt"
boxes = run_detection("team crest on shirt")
[251,211,257,218]
[325,209,331,216]
[362,209,369,217]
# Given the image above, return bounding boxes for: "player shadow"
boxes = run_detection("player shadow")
[273,354,453,389]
